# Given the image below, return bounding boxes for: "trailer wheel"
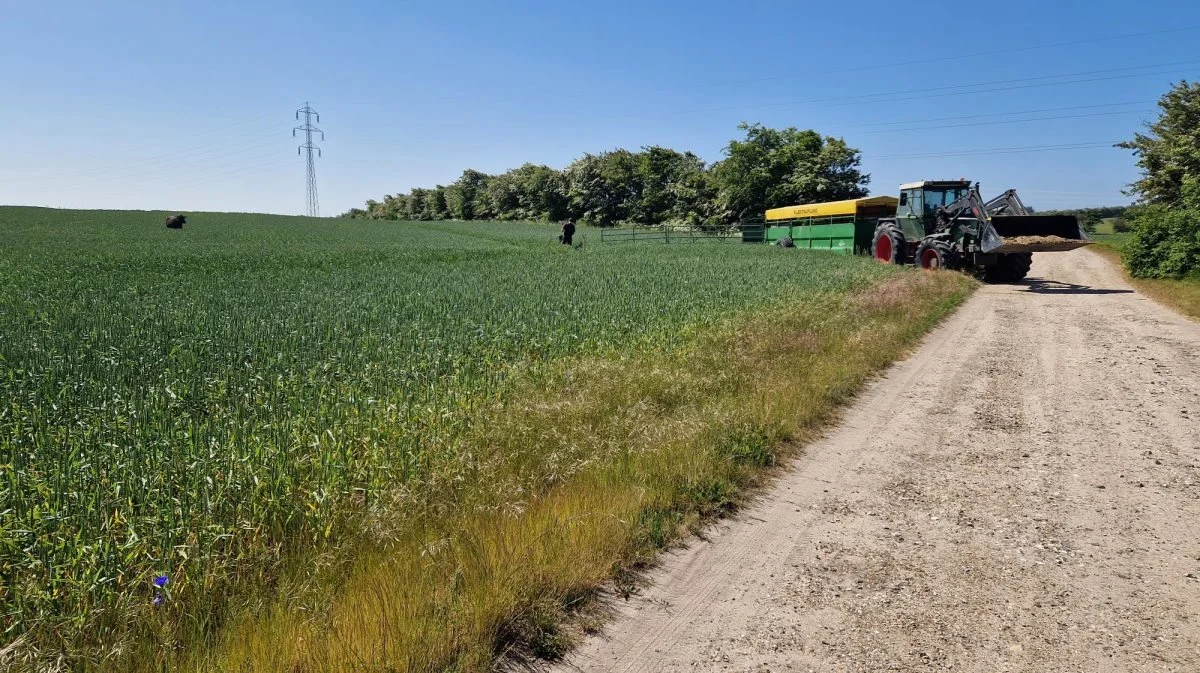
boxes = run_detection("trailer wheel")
[872,223,906,264]
[777,236,795,248]
[983,252,1034,283]
[916,238,958,270]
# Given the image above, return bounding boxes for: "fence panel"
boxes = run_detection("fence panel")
[601,223,765,244]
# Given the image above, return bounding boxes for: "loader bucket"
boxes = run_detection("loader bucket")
[979,215,1092,253]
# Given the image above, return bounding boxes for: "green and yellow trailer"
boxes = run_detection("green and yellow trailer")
[760,196,900,254]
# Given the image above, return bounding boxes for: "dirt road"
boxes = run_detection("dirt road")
[557,249,1200,673]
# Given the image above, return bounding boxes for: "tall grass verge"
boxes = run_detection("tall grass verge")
[185,270,974,672]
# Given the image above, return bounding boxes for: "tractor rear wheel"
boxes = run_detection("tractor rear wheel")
[916,238,959,271]
[983,252,1033,283]
[871,222,907,264]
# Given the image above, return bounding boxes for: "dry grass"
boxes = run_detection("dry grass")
[179,269,975,673]
[1090,245,1200,320]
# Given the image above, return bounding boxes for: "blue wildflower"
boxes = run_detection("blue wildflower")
[152,574,170,606]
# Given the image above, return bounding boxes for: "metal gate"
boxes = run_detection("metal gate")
[600,222,765,244]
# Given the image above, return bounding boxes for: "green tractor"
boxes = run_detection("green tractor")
[870,180,1091,282]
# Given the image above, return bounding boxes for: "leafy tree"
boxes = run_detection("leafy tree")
[540,169,571,221]
[377,194,409,220]
[1118,80,1200,206]
[1078,211,1103,233]
[633,147,706,225]
[565,150,642,226]
[508,163,569,221]
[672,168,722,227]
[484,171,521,220]
[429,185,449,220]
[446,169,491,220]
[711,123,869,221]
[1118,81,1200,278]
[408,188,431,220]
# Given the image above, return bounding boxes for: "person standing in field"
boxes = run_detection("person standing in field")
[560,219,576,246]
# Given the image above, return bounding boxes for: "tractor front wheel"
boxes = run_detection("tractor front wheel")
[916,238,959,271]
[872,222,907,264]
[983,252,1033,283]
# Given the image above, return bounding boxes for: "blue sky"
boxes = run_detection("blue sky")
[2,0,1198,215]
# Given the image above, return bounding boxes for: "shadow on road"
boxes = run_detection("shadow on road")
[1016,278,1135,295]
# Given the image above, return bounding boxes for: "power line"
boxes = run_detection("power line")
[642,25,1200,97]
[871,141,1120,160]
[122,127,286,167]
[54,149,294,194]
[1021,188,1127,196]
[294,103,323,217]
[5,105,313,201]
[831,70,1194,109]
[865,108,1152,134]
[24,140,293,190]
[126,149,292,184]
[112,110,283,160]
[334,26,1200,110]
[849,100,1155,127]
[188,157,294,189]
[692,60,1200,114]
[5,122,285,183]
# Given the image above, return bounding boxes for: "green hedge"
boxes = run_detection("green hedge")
[1125,206,1200,278]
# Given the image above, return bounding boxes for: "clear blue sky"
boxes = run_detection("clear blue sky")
[3,0,1198,215]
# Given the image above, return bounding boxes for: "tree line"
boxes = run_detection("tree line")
[342,123,869,227]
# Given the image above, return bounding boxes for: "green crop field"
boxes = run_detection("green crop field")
[0,206,973,671]
[1090,231,1135,249]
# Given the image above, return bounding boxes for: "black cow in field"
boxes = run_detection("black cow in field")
[165,215,187,229]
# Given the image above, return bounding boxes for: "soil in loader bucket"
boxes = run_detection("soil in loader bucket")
[984,215,1092,254]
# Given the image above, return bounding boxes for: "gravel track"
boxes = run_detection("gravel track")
[556,248,1200,673]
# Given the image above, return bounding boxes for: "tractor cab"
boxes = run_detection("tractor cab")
[895,180,974,241]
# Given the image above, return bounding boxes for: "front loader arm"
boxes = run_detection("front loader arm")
[933,186,1009,253]
[984,189,1031,216]
[934,185,990,233]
